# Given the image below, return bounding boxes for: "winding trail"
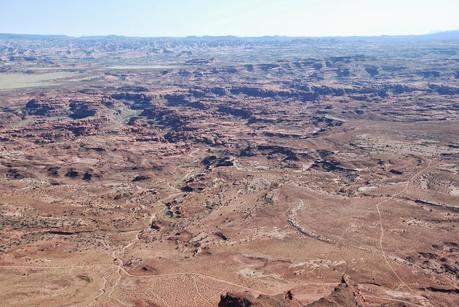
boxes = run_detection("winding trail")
[374,159,431,295]
[2,149,271,306]
[92,190,183,305]
[192,275,214,306]
[89,167,270,306]
[4,149,436,306]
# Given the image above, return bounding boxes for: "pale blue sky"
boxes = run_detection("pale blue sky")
[1,0,459,37]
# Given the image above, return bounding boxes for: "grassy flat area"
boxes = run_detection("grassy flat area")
[0,71,79,90]
[106,64,178,70]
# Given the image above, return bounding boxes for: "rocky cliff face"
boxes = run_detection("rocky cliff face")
[307,275,366,307]
[218,275,366,307]
[69,100,97,119]
[111,92,153,109]
[23,99,58,116]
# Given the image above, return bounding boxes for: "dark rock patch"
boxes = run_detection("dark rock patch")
[419,71,440,78]
[133,175,150,182]
[117,86,148,92]
[23,99,56,116]
[215,231,228,241]
[111,93,152,109]
[69,101,97,119]
[47,166,60,177]
[65,168,79,178]
[6,168,25,180]
[201,156,234,168]
[217,106,252,119]
[82,171,92,181]
[428,84,459,95]
[365,66,379,77]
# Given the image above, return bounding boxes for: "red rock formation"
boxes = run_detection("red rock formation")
[218,275,366,307]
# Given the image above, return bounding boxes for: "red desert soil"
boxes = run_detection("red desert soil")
[0,34,458,306]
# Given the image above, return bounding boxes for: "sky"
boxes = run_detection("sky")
[1,0,459,37]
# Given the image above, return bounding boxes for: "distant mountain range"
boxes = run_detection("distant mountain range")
[1,30,459,42]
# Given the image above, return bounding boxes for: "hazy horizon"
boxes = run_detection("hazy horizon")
[1,0,459,38]
[2,29,459,39]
